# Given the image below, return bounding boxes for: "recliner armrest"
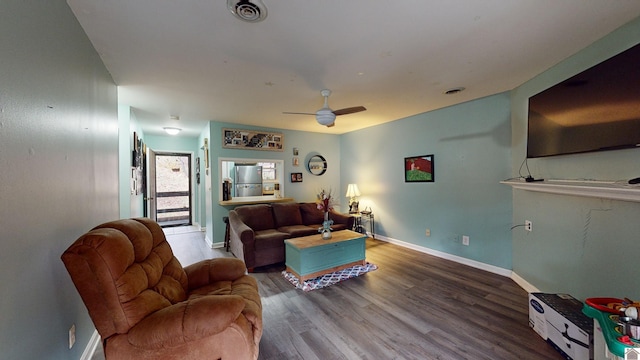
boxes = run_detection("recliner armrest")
[127,295,245,349]
[184,258,247,289]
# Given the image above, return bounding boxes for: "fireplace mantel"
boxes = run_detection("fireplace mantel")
[500,179,640,203]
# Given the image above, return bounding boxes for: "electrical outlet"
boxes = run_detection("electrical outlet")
[462,235,470,246]
[425,228,431,237]
[525,220,533,232]
[69,324,76,349]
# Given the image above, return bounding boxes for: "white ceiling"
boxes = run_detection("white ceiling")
[66,1,640,136]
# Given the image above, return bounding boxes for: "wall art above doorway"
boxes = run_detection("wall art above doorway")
[222,128,284,151]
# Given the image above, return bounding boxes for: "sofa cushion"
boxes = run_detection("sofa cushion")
[299,202,325,225]
[254,229,290,250]
[329,223,349,231]
[235,204,275,231]
[278,225,319,238]
[272,202,303,228]
[304,222,349,232]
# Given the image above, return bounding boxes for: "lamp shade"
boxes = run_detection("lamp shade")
[346,184,361,198]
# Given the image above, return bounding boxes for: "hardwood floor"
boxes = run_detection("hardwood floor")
[92,229,564,360]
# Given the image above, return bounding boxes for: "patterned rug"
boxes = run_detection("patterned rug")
[282,262,378,291]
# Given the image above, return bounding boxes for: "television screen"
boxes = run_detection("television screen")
[527,43,640,158]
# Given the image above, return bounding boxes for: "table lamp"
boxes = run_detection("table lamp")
[346,184,361,214]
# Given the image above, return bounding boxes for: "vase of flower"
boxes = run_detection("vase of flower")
[317,189,334,239]
[321,211,333,239]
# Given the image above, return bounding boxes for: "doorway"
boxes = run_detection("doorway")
[153,152,192,227]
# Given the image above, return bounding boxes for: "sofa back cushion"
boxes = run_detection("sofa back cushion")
[235,204,275,231]
[299,202,325,225]
[61,218,188,339]
[272,202,303,228]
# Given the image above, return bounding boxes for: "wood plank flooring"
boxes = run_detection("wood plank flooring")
[92,229,564,360]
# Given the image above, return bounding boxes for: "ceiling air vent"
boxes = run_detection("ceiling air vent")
[227,0,268,23]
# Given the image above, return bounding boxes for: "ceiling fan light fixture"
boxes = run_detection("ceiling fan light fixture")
[227,0,267,23]
[283,88,366,127]
[316,109,336,126]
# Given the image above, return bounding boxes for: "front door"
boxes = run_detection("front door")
[154,152,192,227]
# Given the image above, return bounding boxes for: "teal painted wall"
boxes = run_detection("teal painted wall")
[510,17,640,300]
[207,122,342,245]
[341,93,513,269]
[118,106,146,218]
[145,134,201,152]
[0,1,118,358]
[118,105,133,218]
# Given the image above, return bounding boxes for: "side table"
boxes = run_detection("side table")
[223,216,230,251]
[352,214,365,234]
[360,211,375,238]
[352,211,375,238]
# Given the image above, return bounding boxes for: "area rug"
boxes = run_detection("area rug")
[282,262,378,291]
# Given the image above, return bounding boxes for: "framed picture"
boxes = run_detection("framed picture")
[132,131,141,168]
[291,172,303,183]
[404,154,434,182]
[222,128,284,151]
[195,157,200,184]
[204,138,209,169]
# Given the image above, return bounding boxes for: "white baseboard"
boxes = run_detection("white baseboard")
[510,271,540,293]
[80,329,100,360]
[203,235,225,249]
[375,234,513,277]
[374,234,541,294]
[205,235,214,248]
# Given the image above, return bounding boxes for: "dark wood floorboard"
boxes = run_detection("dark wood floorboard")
[91,229,564,360]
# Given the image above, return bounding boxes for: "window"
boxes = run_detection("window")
[258,162,276,180]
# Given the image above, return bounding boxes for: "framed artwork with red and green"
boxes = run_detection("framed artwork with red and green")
[404,155,434,182]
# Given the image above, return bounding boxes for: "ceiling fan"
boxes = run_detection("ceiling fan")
[283,89,366,127]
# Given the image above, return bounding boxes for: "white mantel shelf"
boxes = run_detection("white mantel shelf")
[500,179,640,203]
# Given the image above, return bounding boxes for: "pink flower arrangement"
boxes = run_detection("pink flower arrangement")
[316,189,334,213]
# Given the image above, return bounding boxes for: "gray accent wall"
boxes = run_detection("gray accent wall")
[0,1,118,359]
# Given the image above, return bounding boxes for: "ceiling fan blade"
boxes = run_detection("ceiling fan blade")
[282,111,316,116]
[332,106,366,116]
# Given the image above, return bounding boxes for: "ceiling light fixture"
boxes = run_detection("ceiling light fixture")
[444,87,465,95]
[227,0,268,23]
[315,109,336,127]
[163,127,181,135]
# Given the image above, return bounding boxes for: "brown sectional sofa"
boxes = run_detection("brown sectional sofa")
[228,202,354,270]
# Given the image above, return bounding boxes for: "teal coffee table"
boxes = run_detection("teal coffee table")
[285,230,366,281]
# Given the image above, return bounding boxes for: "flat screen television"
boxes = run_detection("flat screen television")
[527,43,640,158]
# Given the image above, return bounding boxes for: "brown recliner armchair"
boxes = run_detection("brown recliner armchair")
[61,218,262,360]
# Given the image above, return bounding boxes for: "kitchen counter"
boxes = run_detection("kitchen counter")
[219,196,294,206]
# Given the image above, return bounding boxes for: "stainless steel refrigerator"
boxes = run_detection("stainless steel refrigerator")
[235,165,263,197]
